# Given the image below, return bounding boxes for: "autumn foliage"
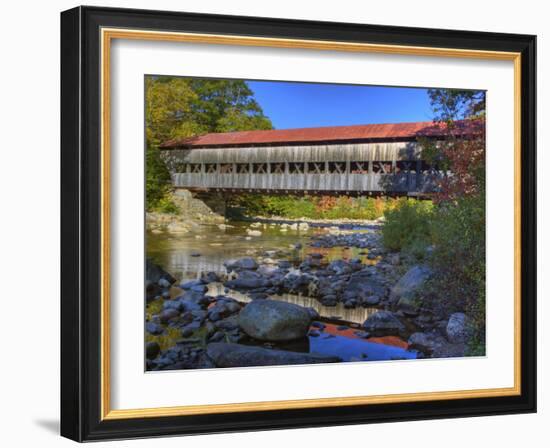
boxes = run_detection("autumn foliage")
[431,118,486,203]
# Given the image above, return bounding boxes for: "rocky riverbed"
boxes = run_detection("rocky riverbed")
[145,218,471,371]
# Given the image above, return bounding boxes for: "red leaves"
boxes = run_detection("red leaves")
[431,119,485,203]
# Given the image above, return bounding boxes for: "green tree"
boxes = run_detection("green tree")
[145,77,273,210]
[427,88,485,122]
[188,79,272,132]
[145,76,203,147]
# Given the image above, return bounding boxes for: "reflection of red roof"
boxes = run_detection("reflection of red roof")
[160,119,481,149]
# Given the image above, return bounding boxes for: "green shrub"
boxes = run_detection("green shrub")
[155,196,180,214]
[429,193,485,338]
[381,193,486,346]
[381,198,434,252]
[145,146,172,211]
[228,194,394,220]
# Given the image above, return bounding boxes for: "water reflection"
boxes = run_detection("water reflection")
[146,221,375,282]
[206,282,377,324]
[309,333,416,361]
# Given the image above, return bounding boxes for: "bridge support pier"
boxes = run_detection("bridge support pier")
[192,190,228,217]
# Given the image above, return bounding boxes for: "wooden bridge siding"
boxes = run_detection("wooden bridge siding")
[164,141,437,193]
[173,172,423,192]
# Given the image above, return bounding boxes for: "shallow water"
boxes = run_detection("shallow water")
[146,220,417,363]
[146,220,376,282]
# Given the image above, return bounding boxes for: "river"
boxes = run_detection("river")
[146,220,417,364]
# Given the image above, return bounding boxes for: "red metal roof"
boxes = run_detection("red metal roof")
[160,119,480,149]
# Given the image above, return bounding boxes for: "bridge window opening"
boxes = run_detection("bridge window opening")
[190,164,202,173]
[289,162,305,174]
[350,162,368,174]
[219,164,235,174]
[205,163,217,173]
[271,163,285,174]
[237,164,250,174]
[327,161,346,174]
[307,162,325,174]
[252,163,267,174]
[372,161,393,174]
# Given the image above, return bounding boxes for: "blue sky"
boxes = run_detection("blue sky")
[247,80,434,130]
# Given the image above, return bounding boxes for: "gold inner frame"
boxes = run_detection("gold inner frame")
[100,27,522,420]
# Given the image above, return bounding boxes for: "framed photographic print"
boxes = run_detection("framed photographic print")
[60,6,536,442]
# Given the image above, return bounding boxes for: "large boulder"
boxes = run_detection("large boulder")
[407,332,447,353]
[390,265,432,312]
[363,310,406,336]
[206,343,341,367]
[238,299,312,341]
[146,259,176,285]
[446,313,472,343]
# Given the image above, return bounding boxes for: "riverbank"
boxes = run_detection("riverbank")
[145,215,471,370]
[146,189,224,234]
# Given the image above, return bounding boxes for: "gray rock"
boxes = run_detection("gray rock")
[181,327,194,338]
[189,284,208,294]
[224,257,259,271]
[225,271,268,290]
[180,279,204,290]
[167,291,209,312]
[363,310,406,336]
[278,260,292,269]
[446,313,472,343]
[408,332,446,353]
[305,307,320,320]
[157,309,178,325]
[390,265,432,312]
[282,272,317,294]
[206,342,341,367]
[146,321,163,335]
[145,280,160,302]
[214,315,239,331]
[158,277,172,288]
[164,295,204,313]
[238,299,312,342]
[344,273,385,301]
[146,259,176,285]
[328,260,351,275]
[208,331,226,342]
[201,271,220,283]
[162,300,184,312]
[362,295,381,306]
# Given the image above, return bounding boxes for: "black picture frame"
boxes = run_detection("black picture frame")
[61,5,536,442]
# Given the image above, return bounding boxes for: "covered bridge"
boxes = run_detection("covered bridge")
[159,120,475,195]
